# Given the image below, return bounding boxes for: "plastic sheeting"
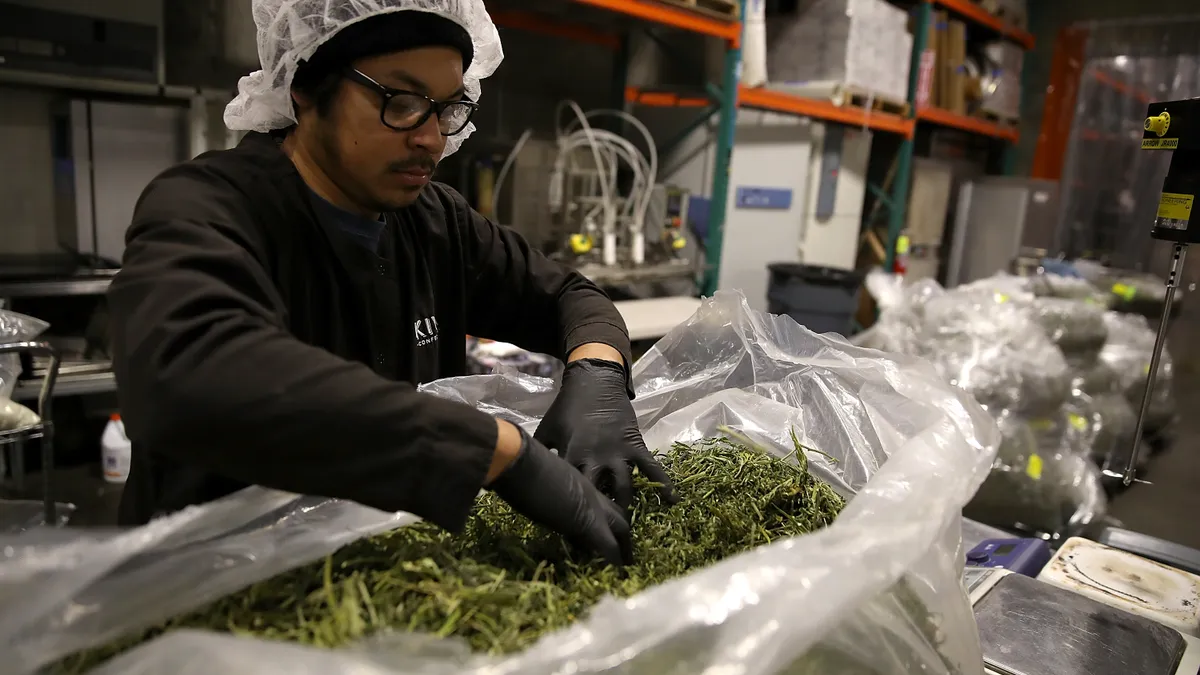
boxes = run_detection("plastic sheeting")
[0,291,999,675]
[224,0,504,159]
[0,309,49,399]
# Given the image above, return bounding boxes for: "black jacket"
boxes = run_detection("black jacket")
[109,132,632,529]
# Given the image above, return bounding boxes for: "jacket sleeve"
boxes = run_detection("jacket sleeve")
[109,166,498,532]
[453,190,635,384]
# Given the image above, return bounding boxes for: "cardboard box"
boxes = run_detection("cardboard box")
[946,19,968,115]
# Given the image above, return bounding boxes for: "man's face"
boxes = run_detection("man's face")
[297,47,465,212]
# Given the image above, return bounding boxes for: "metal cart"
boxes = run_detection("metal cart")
[1,340,62,525]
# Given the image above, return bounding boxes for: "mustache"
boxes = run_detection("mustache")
[387,157,438,173]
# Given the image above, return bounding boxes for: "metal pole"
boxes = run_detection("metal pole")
[884,1,929,270]
[700,8,744,297]
[1115,243,1186,486]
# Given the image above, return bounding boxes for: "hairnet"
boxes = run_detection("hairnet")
[224,0,503,158]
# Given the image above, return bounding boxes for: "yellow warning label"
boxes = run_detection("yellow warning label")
[1026,454,1044,481]
[1157,192,1194,221]
[1030,418,1054,431]
[1112,282,1137,301]
[1142,138,1180,149]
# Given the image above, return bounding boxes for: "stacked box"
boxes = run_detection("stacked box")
[766,0,912,104]
[981,41,1023,120]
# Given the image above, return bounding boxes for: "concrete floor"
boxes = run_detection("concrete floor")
[1107,303,1200,550]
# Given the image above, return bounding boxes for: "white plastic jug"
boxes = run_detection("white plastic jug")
[101,414,131,484]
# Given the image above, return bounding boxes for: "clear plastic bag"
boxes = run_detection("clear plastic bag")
[0,291,999,675]
[964,411,1105,538]
[1028,297,1107,368]
[0,309,50,399]
[0,397,40,431]
[1099,311,1175,431]
[919,289,1070,417]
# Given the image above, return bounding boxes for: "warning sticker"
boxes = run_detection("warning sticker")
[1026,454,1044,481]
[1112,282,1137,301]
[1142,138,1180,149]
[1157,192,1194,221]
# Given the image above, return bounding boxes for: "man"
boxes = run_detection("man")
[107,4,674,567]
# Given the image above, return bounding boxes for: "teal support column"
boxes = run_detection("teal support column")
[884,1,931,271]
[700,4,744,297]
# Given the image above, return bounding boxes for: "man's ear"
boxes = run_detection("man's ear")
[290,90,310,119]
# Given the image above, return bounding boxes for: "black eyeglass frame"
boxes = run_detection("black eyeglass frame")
[344,68,478,136]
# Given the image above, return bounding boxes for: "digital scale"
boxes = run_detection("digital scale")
[965,538,1053,577]
[966,567,1200,675]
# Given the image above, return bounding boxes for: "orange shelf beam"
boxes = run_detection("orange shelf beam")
[572,0,742,43]
[625,87,711,107]
[929,0,1034,50]
[490,10,622,50]
[917,105,1019,142]
[738,86,915,137]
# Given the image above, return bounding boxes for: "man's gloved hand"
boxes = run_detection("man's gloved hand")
[535,358,676,510]
[489,424,633,566]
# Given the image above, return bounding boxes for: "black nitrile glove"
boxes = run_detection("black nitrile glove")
[535,358,676,510]
[490,424,633,566]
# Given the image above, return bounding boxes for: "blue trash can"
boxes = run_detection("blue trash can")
[766,263,864,335]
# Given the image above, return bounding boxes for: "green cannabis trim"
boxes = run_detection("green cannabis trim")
[60,432,845,672]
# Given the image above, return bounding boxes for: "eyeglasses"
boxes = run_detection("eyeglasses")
[345,69,478,136]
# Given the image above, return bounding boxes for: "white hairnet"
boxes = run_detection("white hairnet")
[224,0,503,158]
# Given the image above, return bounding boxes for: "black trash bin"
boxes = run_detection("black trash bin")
[766,263,864,336]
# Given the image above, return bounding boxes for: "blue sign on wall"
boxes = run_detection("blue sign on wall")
[735,186,793,210]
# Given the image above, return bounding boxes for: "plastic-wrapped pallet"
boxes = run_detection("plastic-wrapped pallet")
[0,291,1000,675]
[766,0,911,104]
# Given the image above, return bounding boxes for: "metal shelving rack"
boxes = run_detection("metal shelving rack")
[1,341,62,525]
[884,0,1036,269]
[529,0,1035,289]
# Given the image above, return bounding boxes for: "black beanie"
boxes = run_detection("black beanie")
[293,11,474,91]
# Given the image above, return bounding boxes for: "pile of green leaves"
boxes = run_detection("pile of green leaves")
[60,431,845,672]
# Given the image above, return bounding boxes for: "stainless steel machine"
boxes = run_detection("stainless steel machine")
[946,177,1060,287]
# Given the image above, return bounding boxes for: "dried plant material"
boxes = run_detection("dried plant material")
[60,433,845,672]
